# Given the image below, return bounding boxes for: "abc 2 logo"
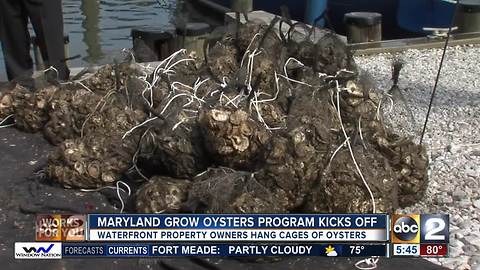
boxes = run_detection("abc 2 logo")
[391,214,449,244]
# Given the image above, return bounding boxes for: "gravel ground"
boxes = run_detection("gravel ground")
[355,45,480,270]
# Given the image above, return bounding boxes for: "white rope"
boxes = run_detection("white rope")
[358,116,367,149]
[245,48,261,93]
[162,49,187,71]
[172,119,186,131]
[0,114,15,128]
[163,58,195,74]
[327,137,349,167]
[122,116,158,140]
[182,109,198,114]
[80,186,127,194]
[220,92,235,107]
[387,95,394,113]
[240,33,262,67]
[249,91,285,131]
[0,123,15,128]
[140,80,154,108]
[224,94,242,108]
[130,128,152,182]
[80,90,116,137]
[68,68,97,84]
[331,81,379,270]
[220,77,229,88]
[171,81,193,91]
[116,181,131,213]
[43,66,59,78]
[254,72,280,104]
[160,93,190,114]
[122,48,136,63]
[142,50,192,108]
[375,93,395,121]
[322,68,356,81]
[80,181,131,214]
[355,257,380,270]
[171,80,206,105]
[210,89,220,97]
[193,78,210,97]
[334,80,376,214]
[76,81,94,93]
[278,74,312,87]
[283,57,305,86]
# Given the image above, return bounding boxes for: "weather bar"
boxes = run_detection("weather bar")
[61,243,389,258]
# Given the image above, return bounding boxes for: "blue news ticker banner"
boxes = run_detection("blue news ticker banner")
[88,214,387,229]
[62,243,388,257]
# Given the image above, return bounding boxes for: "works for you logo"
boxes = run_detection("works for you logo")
[14,242,62,259]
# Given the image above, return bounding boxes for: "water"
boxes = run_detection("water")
[0,0,177,80]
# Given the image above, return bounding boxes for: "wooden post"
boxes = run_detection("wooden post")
[176,23,210,60]
[131,28,176,62]
[344,12,382,43]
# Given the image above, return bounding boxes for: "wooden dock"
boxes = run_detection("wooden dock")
[350,31,480,55]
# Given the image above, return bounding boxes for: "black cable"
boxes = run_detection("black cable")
[420,0,459,144]
[278,18,292,45]
[257,16,280,50]
[279,6,293,45]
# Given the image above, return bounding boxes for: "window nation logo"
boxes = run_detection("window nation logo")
[14,242,62,259]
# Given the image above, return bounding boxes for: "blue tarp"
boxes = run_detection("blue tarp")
[397,0,456,33]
